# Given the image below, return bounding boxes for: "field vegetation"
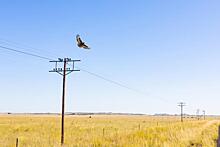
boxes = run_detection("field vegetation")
[0,115,219,147]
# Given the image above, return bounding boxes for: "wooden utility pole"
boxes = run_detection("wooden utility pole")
[50,58,80,145]
[178,102,186,122]
[16,138,18,147]
[217,126,220,147]
[196,109,200,120]
[61,58,66,144]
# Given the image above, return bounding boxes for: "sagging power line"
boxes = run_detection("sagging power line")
[0,44,161,102]
[0,38,61,59]
[78,68,147,95]
[0,45,52,60]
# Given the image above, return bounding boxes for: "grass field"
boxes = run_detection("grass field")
[0,115,219,147]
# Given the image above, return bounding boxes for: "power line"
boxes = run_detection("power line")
[0,44,141,94]
[0,45,53,60]
[78,67,171,103]
[0,39,207,115]
[0,38,60,59]
[0,40,150,97]
[0,44,145,93]
[0,44,171,103]
[79,68,146,94]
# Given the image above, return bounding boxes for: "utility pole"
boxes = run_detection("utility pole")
[196,109,200,120]
[203,110,205,120]
[178,102,186,122]
[49,58,80,145]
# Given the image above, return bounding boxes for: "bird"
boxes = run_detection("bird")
[76,34,90,49]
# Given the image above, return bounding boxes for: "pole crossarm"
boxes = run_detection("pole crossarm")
[49,69,80,76]
[49,58,80,76]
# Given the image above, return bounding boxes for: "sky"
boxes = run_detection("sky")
[0,0,220,115]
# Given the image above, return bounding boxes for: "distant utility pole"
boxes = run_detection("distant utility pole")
[203,110,205,120]
[196,109,200,120]
[178,102,186,122]
[49,58,80,145]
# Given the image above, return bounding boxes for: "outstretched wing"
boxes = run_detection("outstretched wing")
[76,34,83,44]
[82,44,90,49]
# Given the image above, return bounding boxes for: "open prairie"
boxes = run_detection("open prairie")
[0,115,219,147]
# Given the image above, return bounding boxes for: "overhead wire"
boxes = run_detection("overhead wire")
[0,45,53,60]
[0,41,171,103]
[78,67,148,94]
[77,67,171,103]
[0,38,61,60]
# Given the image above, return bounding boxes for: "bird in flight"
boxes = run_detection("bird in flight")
[76,34,90,49]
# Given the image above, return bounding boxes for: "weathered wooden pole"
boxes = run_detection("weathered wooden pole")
[16,138,18,147]
[217,126,220,147]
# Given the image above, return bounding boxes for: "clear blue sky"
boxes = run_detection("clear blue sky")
[0,0,220,115]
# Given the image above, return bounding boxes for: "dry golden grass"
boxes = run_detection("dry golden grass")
[0,115,219,147]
